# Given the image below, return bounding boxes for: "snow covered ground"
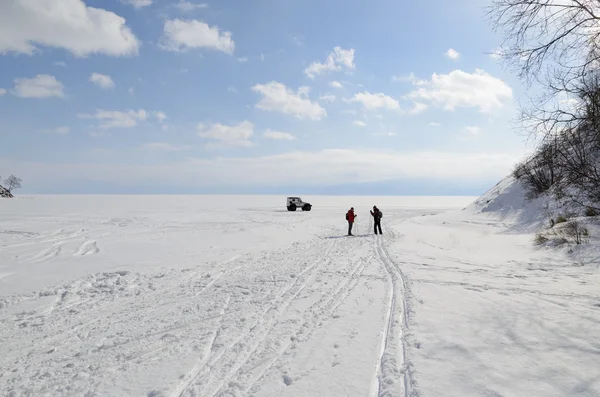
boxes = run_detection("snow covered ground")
[1,190,599,397]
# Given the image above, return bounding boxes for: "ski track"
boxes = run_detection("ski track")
[0,219,417,397]
[372,228,413,397]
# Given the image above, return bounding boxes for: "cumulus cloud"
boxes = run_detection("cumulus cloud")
[252,82,327,120]
[89,73,115,89]
[78,109,148,129]
[408,69,513,113]
[408,102,428,114]
[329,81,343,89]
[263,130,296,141]
[174,1,208,12]
[13,75,64,98]
[349,92,400,111]
[154,111,167,124]
[197,121,254,148]
[0,88,6,96]
[160,19,234,54]
[353,120,367,127]
[445,48,460,60]
[41,126,70,134]
[122,0,152,9]
[305,47,355,79]
[141,142,191,151]
[466,126,482,135]
[0,0,140,57]
[392,72,418,83]
[319,94,336,103]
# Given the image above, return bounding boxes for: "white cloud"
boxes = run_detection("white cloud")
[392,72,418,83]
[258,53,265,62]
[154,111,167,124]
[263,130,296,141]
[89,73,115,89]
[329,81,343,89]
[13,75,64,98]
[445,48,460,60]
[408,102,428,114]
[128,87,134,96]
[7,150,519,190]
[0,0,140,57]
[78,109,148,129]
[122,0,152,9]
[349,92,400,111]
[353,120,367,127]
[41,126,70,134]
[197,121,254,148]
[371,132,397,137]
[408,69,513,113]
[466,126,482,135]
[489,47,504,60]
[227,86,238,93]
[54,61,67,67]
[252,82,327,120]
[319,94,336,103]
[0,88,6,96]
[141,142,190,151]
[174,1,208,12]
[305,47,355,79]
[429,122,442,127]
[160,19,234,54]
[237,57,248,63]
[90,131,111,138]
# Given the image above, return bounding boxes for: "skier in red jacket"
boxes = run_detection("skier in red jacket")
[346,207,357,236]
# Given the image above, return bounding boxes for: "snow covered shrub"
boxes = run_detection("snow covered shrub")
[563,220,590,245]
[585,207,599,217]
[556,215,568,224]
[512,141,559,200]
[534,233,549,246]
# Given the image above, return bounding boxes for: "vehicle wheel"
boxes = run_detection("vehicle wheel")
[288,204,297,211]
[302,204,312,211]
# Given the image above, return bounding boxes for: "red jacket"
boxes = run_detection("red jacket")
[347,210,356,222]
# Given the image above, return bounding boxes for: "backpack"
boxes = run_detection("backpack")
[379,211,383,218]
[345,213,349,220]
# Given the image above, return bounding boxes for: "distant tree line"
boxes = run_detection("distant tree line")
[490,0,600,213]
[0,175,22,198]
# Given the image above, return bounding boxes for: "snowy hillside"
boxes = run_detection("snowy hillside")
[1,193,599,397]
[465,175,552,229]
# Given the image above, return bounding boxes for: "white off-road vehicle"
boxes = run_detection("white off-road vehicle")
[287,197,312,212]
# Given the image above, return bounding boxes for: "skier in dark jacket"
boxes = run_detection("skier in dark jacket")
[370,205,383,235]
[346,207,356,236]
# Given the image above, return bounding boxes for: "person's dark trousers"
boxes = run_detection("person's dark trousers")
[374,220,382,235]
[348,222,354,235]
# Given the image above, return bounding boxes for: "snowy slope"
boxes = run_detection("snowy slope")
[465,175,553,229]
[1,193,600,397]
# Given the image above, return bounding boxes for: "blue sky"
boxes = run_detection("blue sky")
[0,0,533,195]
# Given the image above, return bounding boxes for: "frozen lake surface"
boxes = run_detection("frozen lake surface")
[1,192,599,396]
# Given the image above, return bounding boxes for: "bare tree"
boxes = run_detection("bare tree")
[490,1,600,84]
[491,0,600,212]
[490,0,600,141]
[4,175,22,193]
